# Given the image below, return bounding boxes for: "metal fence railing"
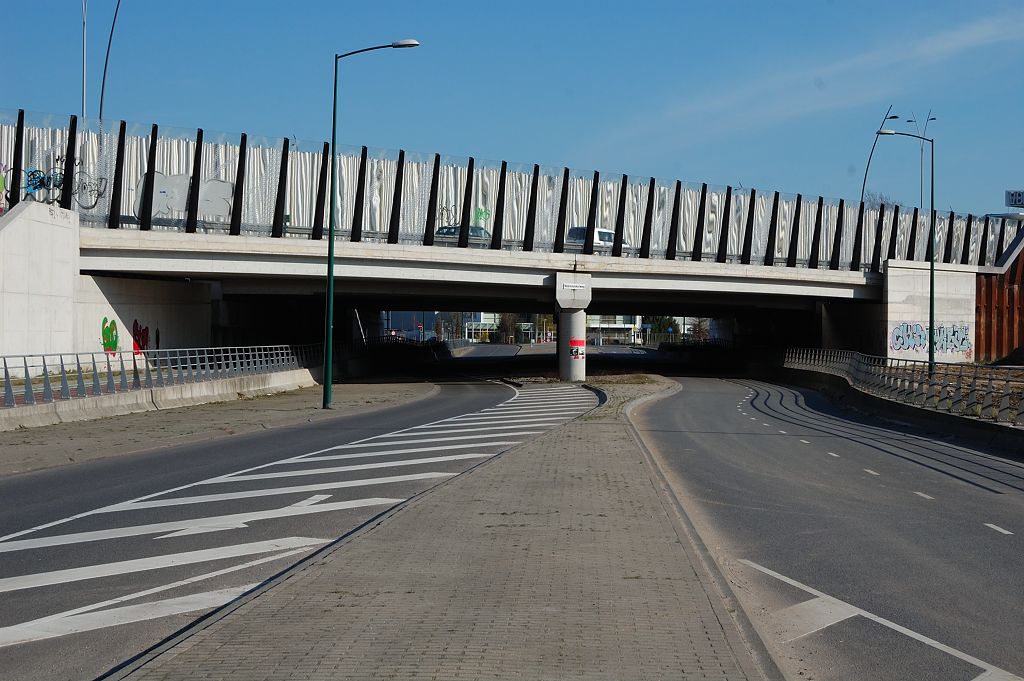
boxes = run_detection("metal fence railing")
[1,345,321,409]
[784,348,1024,426]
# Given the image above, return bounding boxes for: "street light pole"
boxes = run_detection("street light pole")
[860,106,900,205]
[877,129,936,374]
[322,39,419,409]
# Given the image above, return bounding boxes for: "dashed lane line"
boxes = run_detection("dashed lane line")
[210,454,492,483]
[864,469,880,476]
[984,524,1014,535]
[914,492,935,500]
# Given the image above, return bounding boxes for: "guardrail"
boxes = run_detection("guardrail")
[1,344,321,409]
[784,348,1024,425]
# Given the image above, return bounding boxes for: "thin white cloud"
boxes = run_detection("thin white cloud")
[584,9,1024,159]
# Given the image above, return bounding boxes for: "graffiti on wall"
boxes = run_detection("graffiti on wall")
[890,322,973,359]
[101,318,119,354]
[135,173,233,222]
[1,158,107,209]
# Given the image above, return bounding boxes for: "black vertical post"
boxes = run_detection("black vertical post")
[423,153,440,246]
[978,216,990,266]
[350,146,368,242]
[490,160,508,250]
[764,191,780,266]
[612,174,628,257]
[869,203,886,273]
[58,115,78,210]
[829,199,846,270]
[522,164,539,252]
[716,186,732,263]
[139,124,159,232]
[8,110,24,210]
[942,211,956,263]
[641,177,658,259]
[387,149,406,244]
[960,214,974,265]
[995,217,1007,262]
[786,193,803,268]
[311,142,329,240]
[553,167,569,253]
[741,188,756,265]
[106,120,127,230]
[184,128,203,234]
[691,183,708,262]
[925,210,936,261]
[886,204,901,262]
[905,207,918,260]
[271,137,289,238]
[583,170,600,255]
[457,157,475,248]
[850,200,866,271]
[229,132,246,236]
[808,196,824,269]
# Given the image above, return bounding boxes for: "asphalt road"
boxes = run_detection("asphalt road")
[0,379,598,681]
[634,377,1024,681]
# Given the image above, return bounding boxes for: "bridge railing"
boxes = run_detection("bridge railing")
[784,348,1024,425]
[1,344,321,409]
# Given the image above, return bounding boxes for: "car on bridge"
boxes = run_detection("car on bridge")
[434,225,492,248]
[565,226,627,253]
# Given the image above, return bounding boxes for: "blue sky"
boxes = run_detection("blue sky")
[6,1,1023,215]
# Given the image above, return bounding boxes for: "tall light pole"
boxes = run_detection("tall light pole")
[98,0,122,122]
[860,106,901,205]
[81,0,88,119]
[905,111,936,211]
[877,129,935,374]
[322,39,419,409]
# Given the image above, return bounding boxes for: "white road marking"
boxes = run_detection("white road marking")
[914,492,935,500]
[0,547,311,647]
[479,406,589,415]
[778,430,787,434]
[101,472,453,512]
[426,415,569,426]
[864,469,880,476]
[799,439,810,444]
[763,423,770,426]
[775,595,860,642]
[984,523,1013,535]
[750,417,757,420]
[501,397,595,405]
[290,495,331,507]
[328,432,541,449]
[740,559,1024,681]
[209,454,491,483]
[0,585,257,648]
[0,498,400,553]
[0,537,325,593]
[302,442,514,463]
[373,424,557,437]
[828,452,840,458]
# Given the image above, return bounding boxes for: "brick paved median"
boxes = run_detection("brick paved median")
[121,377,763,680]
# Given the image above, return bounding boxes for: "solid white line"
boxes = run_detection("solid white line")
[301,442,516,463]
[914,491,935,500]
[984,523,1013,535]
[290,495,331,507]
[739,559,1024,681]
[0,498,400,553]
[504,399,595,407]
[102,472,454,512]
[211,454,491,483]
[0,537,325,593]
[864,469,880,476]
[442,415,570,425]
[368,424,555,437]
[480,406,589,415]
[328,432,541,449]
[0,585,258,648]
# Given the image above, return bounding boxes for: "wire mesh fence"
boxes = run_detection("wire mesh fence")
[785,348,1024,425]
[1,345,321,409]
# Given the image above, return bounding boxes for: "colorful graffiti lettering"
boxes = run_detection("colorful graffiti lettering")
[132,319,150,354]
[890,322,972,355]
[473,206,492,224]
[101,318,119,354]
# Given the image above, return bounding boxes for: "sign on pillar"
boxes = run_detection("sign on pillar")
[569,339,586,361]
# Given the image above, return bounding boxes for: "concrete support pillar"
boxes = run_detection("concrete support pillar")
[554,271,592,382]
[558,307,587,381]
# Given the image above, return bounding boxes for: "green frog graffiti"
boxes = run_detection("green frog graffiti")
[101,317,119,354]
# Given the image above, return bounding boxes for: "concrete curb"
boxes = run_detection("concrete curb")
[0,369,318,432]
[623,379,786,681]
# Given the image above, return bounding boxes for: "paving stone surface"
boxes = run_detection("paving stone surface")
[123,377,761,680]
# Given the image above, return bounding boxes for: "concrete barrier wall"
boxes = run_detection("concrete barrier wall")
[0,367,319,432]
